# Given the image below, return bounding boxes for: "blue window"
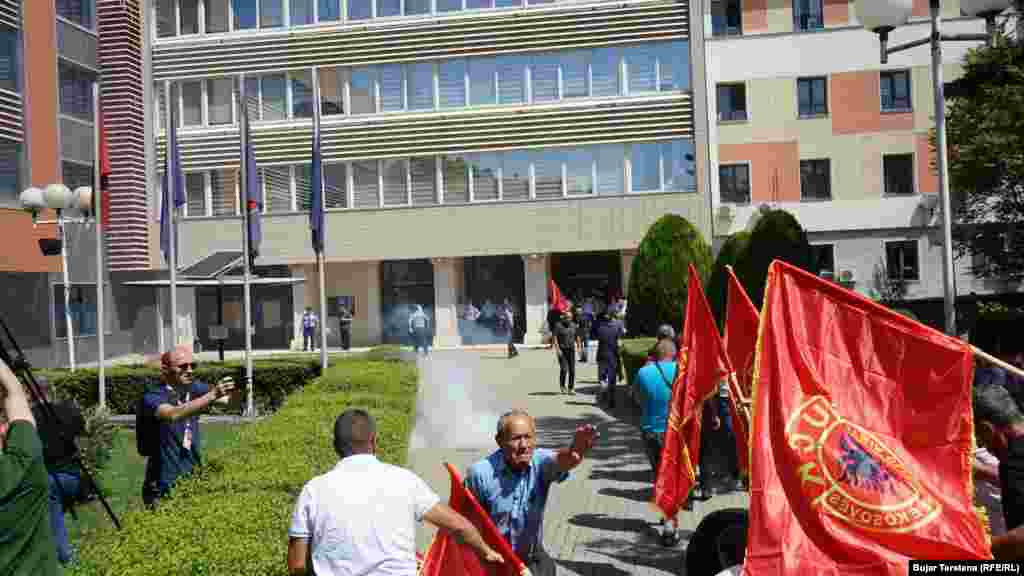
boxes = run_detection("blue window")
[794,0,823,31]
[261,74,287,120]
[497,56,526,105]
[712,0,742,36]
[531,54,558,102]
[319,0,341,21]
[57,0,95,30]
[631,142,660,191]
[407,63,435,110]
[533,149,563,199]
[0,141,21,208]
[880,70,911,111]
[233,0,258,28]
[350,68,375,114]
[663,139,696,192]
[406,0,431,14]
[591,47,620,97]
[439,59,467,108]
[562,51,588,98]
[565,148,593,196]
[717,83,747,121]
[625,45,657,94]
[292,71,314,118]
[243,77,261,119]
[467,0,492,8]
[380,65,404,111]
[659,41,690,91]
[261,0,284,27]
[378,0,401,17]
[495,0,521,7]
[348,0,372,20]
[60,62,95,121]
[0,26,18,93]
[438,0,462,11]
[469,153,500,201]
[797,76,828,117]
[469,57,496,105]
[502,151,530,201]
[291,0,314,24]
[596,144,624,195]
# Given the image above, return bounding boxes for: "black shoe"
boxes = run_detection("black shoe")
[692,486,711,501]
[683,498,693,511]
[560,385,566,394]
[734,477,746,492]
[660,526,680,547]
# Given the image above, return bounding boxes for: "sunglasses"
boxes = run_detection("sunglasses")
[176,363,197,371]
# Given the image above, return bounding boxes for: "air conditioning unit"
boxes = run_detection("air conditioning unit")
[838,269,856,284]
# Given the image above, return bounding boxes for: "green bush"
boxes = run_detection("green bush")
[706,231,752,329]
[626,214,712,337]
[67,350,419,576]
[735,208,812,307]
[620,338,658,389]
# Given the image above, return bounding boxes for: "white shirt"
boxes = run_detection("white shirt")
[289,454,441,576]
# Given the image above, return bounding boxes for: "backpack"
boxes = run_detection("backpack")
[136,391,159,457]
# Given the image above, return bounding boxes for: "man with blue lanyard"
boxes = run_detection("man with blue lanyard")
[465,409,599,575]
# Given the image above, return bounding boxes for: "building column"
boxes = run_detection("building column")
[523,253,549,346]
[431,257,460,348]
[621,248,639,298]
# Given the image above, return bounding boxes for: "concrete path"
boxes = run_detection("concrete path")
[407,348,749,576]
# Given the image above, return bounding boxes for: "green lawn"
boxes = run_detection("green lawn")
[67,423,244,548]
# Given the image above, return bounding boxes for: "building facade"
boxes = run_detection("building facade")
[704,0,1021,328]
[148,0,713,349]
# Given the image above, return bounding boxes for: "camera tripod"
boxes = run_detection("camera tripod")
[0,314,121,531]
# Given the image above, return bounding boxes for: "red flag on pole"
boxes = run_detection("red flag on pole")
[723,266,758,479]
[98,108,112,230]
[418,463,529,576]
[653,264,731,520]
[548,279,568,313]
[743,261,989,575]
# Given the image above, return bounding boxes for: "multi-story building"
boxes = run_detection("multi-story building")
[703,0,1020,328]
[148,0,714,349]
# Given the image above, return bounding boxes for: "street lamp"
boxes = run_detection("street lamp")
[854,0,1012,336]
[20,183,98,370]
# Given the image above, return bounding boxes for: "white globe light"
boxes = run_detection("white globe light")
[19,187,46,211]
[855,0,914,31]
[961,0,1011,16]
[74,186,93,214]
[44,183,74,210]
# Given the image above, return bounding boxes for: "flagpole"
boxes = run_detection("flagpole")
[164,80,179,346]
[93,80,105,410]
[239,79,254,418]
[313,67,328,374]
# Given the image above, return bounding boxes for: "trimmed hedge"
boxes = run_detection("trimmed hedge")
[68,350,418,576]
[620,338,658,388]
[706,231,752,329]
[735,208,811,307]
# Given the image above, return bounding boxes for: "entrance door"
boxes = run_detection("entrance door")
[550,251,622,304]
[381,260,435,345]
[463,255,526,344]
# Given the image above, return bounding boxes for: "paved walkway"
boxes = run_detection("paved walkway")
[407,348,749,576]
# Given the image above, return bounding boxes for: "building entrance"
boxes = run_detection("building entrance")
[550,251,622,305]
[381,259,435,345]
[462,255,526,344]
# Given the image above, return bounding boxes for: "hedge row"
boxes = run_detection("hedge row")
[621,338,658,389]
[68,350,419,576]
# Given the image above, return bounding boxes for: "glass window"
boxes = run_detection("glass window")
[244,77,260,120]
[797,77,827,117]
[438,0,462,11]
[206,0,230,32]
[625,45,657,94]
[54,285,98,338]
[528,0,552,4]
[531,54,559,102]
[595,144,624,195]
[292,70,314,118]
[495,0,520,6]
[380,65,404,112]
[497,56,526,105]
[407,63,434,111]
[324,163,348,208]
[533,149,563,199]
[884,154,915,196]
[469,153,499,201]
[156,82,167,131]
[185,172,206,216]
[663,139,696,192]
[348,0,372,20]
[658,41,690,91]
[291,0,314,24]
[382,158,408,206]
[466,0,492,8]
[443,155,469,203]
[439,59,467,109]
[410,157,437,205]
[562,51,589,99]
[210,169,238,215]
[809,244,835,277]
[180,80,202,126]
[208,78,233,125]
[378,0,401,17]
[469,57,496,106]
[156,0,176,36]
[180,0,199,34]
[880,70,911,111]
[62,161,91,192]
[319,68,344,115]
[319,0,341,21]
[264,166,292,212]
[296,164,313,210]
[631,142,660,192]
[799,158,831,201]
[794,0,823,31]
[717,83,747,122]
[591,48,619,97]
[233,0,258,29]
[719,164,750,203]
[565,148,593,196]
[261,0,284,27]
[0,142,20,208]
[59,62,95,122]
[885,240,919,281]
[261,74,287,120]
[350,68,375,114]
[712,0,742,36]
[502,151,529,201]
[353,161,379,208]
[406,0,430,14]
[0,26,17,93]
[57,0,96,30]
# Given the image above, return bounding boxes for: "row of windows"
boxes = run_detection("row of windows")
[808,240,921,283]
[717,70,912,122]
[710,0,830,37]
[174,140,696,217]
[0,26,17,94]
[157,42,690,129]
[60,61,97,122]
[157,0,572,38]
[719,153,916,204]
[58,0,96,31]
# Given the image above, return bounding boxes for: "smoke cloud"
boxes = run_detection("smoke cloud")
[409,352,502,451]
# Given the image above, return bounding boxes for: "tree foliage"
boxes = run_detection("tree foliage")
[945,37,1024,280]
[626,214,713,337]
[735,208,811,306]
[706,231,751,329]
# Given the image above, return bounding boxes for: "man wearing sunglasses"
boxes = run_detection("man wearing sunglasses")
[141,345,235,507]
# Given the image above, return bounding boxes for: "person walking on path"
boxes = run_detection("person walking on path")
[408,305,431,356]
[338,305,353,351]
[302,307,319,352]
[553,309,577,395]
[504,300,518,359]
[595,311,625,408]
[465,409,599,576]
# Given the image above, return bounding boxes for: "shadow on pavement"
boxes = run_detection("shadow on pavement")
[567,513,652,534]
[578,537,688,575]
[597,485,652,503]
[554,559,634,576]
[588,466,654,483]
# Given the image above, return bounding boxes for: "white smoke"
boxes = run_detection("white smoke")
[409,352,501,451]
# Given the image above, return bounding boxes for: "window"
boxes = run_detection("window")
[210,169,237,215]
[0,142,21,208]
[319,0,341,21]
[180,80,202,126]
[319,68,344,115]
[157,0,176,37]
[533,150,563,199]
[809,244,835,277]
[631,142,660,192]
[438,0,461,11]
[502,151,530,201]
[264,166,292,212]
[797,77,827,117]
[719,164,750,203]
[712,0,742,36]
[562,51,589,98]
[292,70,314,118]
[591,48,620,97]
[291,0,314,24]
[233,0,258,29]
[531,55,559,102]
[179,0,199,34]
[0,26,19,93]
[443,155,470,204]
[185,172,206,216]
[495,0,520,7]
[885,240,919,281]
[658,41,690,91]
[663,139,696,192]
[352,161,379,208]
[469,58,496,106]
[243,77,260,119]
[717,83,747,122]
[565,148,594,196]
[53,285,98,338]
[439,59,467,108]
[323,163,347,208]
[260,0,284,27]
[378,0,401,17]
[880,70,911,111]
[349,0,372,19]
[406,0,430,15]
[380,65,404,112]
[497,56,526,105]
[261,74,287,120]
[884,154,915,196]
[59,62,95,122]
[793,0,823,31]
[382,158,408,206]
[62,161,92,191]
[467,0,492,9]
[595,144,624,195]
[206,0,230,32]
[469,153,500,201]
[406,63,434,111]
[208,78,233,125]
[410,157,437,205]
[800,159,831,201]
[296,164,313,210]
[625,45,657,94]
[57,0,96,30]
[350,68,375,114]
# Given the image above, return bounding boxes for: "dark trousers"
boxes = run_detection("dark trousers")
[524,546,557,576]
[558,347,576,390]
[47,472,81,564]
[642,430,664,479]
[413,327,430,354]
[507,329,518,357]
[340,325,351,350]
[599,358,618,407]
[303,329,315,351]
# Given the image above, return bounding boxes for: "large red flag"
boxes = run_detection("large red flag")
[418,463,529,576]
[548,279,568,312]
[98,108,112,230]
[723,266,758,479]
[744,261,989,575]
[653,264,731,520]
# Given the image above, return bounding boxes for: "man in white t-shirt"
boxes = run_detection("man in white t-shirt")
[287,409,503,575]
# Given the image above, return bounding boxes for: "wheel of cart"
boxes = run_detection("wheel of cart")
[684,507,748,576]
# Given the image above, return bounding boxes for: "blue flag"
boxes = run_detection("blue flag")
[241,83,262,260]
[310,90,324,254]
[160,84,186,264]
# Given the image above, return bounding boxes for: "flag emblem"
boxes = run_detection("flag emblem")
[785,395,941,534]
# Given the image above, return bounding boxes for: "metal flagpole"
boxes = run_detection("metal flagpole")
[164,80,179,345]
[240,79,255,418]
[314,68,328,373]
[60,216,76,370]
[93,81,105,409]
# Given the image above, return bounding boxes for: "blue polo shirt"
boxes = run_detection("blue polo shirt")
[464,448,568,558]
[635,361,675,434]
[143,382,209,495]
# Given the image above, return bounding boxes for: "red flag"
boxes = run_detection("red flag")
[744,261,989,575]
[98,108,112,230]
[548,279,568,313]
[653,264,731,520]
[723,266,758,479]
[418,463,528,576]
